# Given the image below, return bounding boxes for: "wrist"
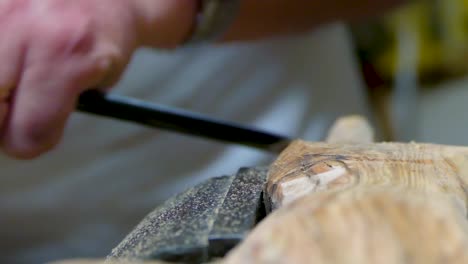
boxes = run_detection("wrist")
[132,0,199,49]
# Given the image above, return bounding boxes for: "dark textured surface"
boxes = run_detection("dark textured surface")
[208,167,268,257]
[107,176,234,263]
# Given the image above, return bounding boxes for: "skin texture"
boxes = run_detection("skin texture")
[0,0,403,159]
[0,0,196,158]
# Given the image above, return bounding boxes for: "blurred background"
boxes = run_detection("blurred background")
[351,0,468,145]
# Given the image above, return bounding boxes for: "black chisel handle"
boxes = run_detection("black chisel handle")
[76,90,291,153]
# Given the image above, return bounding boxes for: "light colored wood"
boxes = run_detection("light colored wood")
[325,115,374,144]
[266,140,468,210]
[223,115,468,264]
[224,188,468,264]
[267,115,374,210]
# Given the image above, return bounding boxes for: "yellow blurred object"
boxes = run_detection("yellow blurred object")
[361,0,468,82]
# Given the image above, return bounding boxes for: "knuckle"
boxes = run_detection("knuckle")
[45,16,95,56]
[98,43,126,65]
[88,44,128,86]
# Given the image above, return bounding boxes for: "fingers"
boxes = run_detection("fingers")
[0,19,25,128]
[1,56,113,159]
[0,1,136,159]
[1,21,115,158]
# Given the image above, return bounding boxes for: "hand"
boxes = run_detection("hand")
[0,0,196,159]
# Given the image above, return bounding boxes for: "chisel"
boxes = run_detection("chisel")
[76,90,292,154]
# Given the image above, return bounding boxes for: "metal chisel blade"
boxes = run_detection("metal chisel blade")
[76,90,292,154]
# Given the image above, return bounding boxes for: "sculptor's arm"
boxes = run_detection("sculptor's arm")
[136,0,405,45]
[223,0,404,41]
[0,0,403,159]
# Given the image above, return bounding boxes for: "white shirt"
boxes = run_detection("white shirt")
[0,23,371,263]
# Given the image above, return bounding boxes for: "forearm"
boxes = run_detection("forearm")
[134,0,405,48]
[222,0,406,42]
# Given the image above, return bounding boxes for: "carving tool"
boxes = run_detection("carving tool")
[77,90,291,154]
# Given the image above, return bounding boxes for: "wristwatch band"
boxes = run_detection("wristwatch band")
[184,0,240,44]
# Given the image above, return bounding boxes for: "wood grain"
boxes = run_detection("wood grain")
[325,115,374,144]
[224,188,468,264]
[266,140,468,211]
[224,115,468,263]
